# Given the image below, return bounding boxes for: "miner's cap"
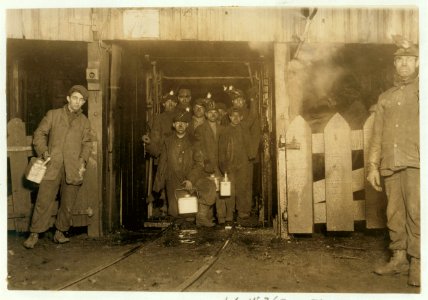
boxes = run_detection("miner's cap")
[68,85,89,100]
[162,90,178,103]
[204,100,219,112]
[394,40,419,57]
[173,110,192,123]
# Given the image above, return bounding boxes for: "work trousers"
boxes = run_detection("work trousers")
[216,192,235,222]
[220,162,252,219]
[384,168,420,258]
[30,167,81,233]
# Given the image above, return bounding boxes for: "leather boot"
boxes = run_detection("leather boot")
[408,257,420,287]
[196,204,215,227]
[23,233,39,249]
[374,250,409,275]
[53,230,70,244]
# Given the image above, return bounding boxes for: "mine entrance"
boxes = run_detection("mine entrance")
[116,41,276,230]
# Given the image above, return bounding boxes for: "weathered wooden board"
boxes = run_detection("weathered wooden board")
[313,168,365,204]
[7,8,419,44]
[363,114,387,228]
[324,113,354,231]
[314,200,365,224]
[180,8,198,40]
[286,116,313,233]
[7,119,32,231]
[313,130,363,154]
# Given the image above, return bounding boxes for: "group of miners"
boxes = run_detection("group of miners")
[21,39,419,288]
[142,86,261,228]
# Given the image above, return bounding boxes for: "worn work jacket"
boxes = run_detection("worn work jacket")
[218,124,252,174]
[33,105,93,185]
[194,121,224,176]
[153,133,195,192]
[239,106,261,160]
[145,110,175,158]
[368,76,419,175]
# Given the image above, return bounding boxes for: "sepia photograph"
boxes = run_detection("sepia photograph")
[1,1,426,299]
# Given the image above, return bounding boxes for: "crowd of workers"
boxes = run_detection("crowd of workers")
[143,86,261,228]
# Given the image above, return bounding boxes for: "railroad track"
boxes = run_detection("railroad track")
[54,223,235,291]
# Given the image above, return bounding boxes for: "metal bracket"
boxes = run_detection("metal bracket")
[285,136,301,150]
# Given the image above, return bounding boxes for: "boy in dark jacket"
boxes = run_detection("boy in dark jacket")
[219,107,257,226]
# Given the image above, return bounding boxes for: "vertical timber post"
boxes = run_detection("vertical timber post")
[86,42,109,237]
[274,43,290,239]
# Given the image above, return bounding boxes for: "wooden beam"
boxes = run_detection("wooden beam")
[107,44,122,230]
[286,116,313,234]
[86,42,109,237]
[274,43,289,239]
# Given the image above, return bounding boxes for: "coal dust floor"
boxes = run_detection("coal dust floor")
[7,225,420,293]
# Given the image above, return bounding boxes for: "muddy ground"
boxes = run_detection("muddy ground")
[4,222,422,299]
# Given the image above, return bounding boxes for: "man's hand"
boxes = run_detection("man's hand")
[367,169,382,192]
[142,134,151,144]
[42,151,50,160]
[182,180,193,191]
[78,158,86,179]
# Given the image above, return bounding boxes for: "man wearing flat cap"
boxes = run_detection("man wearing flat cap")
[367,37,420,287]
[24,85,93,249]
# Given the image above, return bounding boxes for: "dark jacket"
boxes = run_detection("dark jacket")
[145,110,175,158]
[368,77,419,175]
[194,121,224,176]
[218,124,251,174]
[33,105,93,185]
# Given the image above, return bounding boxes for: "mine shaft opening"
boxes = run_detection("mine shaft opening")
[117,41,275,230]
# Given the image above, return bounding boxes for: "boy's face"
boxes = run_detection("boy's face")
[178,89,191,106]
[163,99,177,111]
[205,110,219,122]
[173,121,188,134]
[232,97,245,108]
[67,92,86,112]
[193,104,205,118]
[229,112,243,126]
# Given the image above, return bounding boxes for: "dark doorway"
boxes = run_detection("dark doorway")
[116,41,275,230]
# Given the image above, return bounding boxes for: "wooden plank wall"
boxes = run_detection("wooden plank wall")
[7,7,419,44]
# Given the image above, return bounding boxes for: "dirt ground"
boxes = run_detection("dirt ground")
[4,222,422,298]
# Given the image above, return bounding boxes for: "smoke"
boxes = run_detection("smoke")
[287,43,367,131]
[247,41,271,57]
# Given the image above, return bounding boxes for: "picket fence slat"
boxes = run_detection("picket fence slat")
[324,113,354,231]
[312,129,363,154]
[286,116,313,234]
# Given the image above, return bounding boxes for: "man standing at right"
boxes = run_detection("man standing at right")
[367,39,419,287]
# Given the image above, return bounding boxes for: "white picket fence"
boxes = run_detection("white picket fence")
[285,113,387,233]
